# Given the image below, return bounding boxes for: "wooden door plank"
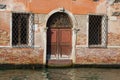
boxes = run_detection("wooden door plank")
[59,29,72,57]
[47,29,58,57]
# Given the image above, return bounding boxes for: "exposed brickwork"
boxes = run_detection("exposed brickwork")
[96,0,107,14]
[76,48,120,64]
[0,12,10,46]
[0,48,44,64]
[77,34,87,45]
[108,33,120,46]
[0,29,9,46]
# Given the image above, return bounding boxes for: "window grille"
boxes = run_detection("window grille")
[12,13,34,48]
[88,15,107,47]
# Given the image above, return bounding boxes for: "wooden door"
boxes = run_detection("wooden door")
[47,28,72,59]
[47,12,72,59]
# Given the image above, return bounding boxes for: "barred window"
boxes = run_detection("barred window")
[88,15,107,47]
[12,13,34,47]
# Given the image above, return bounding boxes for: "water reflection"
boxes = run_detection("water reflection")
[0,68,120,80]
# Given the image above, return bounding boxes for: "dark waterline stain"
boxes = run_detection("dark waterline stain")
[0,68,120,80]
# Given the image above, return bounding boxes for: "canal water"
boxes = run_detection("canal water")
[0,68,120,80]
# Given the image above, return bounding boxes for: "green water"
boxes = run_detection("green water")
[0,68,120,80]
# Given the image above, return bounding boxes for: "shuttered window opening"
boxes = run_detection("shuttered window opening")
[88,15,107,47]
[12,13,34,48]
[114,0,120,3]
[0,4,6,9]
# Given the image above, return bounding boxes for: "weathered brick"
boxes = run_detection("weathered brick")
[76,48,120,64]
[0,48,44,64]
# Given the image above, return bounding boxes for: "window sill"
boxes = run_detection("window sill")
[89,45,107,48]
[12,45,33,48]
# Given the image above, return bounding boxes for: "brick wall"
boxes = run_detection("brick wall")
[76,48,120,64]
[0,48,44,64]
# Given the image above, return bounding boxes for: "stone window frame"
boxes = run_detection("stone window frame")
[11,12,34,48]
[87,14,108,48]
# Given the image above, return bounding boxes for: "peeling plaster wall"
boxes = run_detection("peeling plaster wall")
[0,0,27,11]
[74,15,87,46]
[108,19,120,46]
[1,0,120,65]
[29,0,106,14]
[107,2,120,46]
[0,0,108,14]
[96,0,107,14]
[0,0,45,64]
[0,11,10,46]
[33,14,46,48]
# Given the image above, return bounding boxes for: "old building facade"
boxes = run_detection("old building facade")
[0,0,120,66]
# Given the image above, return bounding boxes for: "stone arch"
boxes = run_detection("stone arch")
[45,8,77,29]
[43,8,78,64]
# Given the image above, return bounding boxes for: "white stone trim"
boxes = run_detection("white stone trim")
[76,46,120,48]
[107,46,120,48]
[0,46,11,48]
[76,45,88,48]
[43,28,47,65]
[86,15,89,47]
[10,12,12,47]
[28,14,34,47]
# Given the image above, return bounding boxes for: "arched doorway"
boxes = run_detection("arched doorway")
[46,12,72,60]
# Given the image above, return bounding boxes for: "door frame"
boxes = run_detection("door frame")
[47,27,72,59]
[43,8,78,64]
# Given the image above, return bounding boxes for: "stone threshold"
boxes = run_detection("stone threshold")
[47,59,73,67]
